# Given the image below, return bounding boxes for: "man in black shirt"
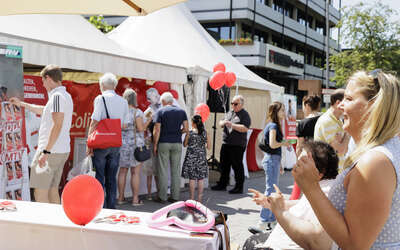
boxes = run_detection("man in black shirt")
[211,95,251,194]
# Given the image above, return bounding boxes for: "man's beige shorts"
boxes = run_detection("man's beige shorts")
[30,150,69,189]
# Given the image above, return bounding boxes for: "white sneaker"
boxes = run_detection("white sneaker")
[248,221,274,234]
[268,221,277,230]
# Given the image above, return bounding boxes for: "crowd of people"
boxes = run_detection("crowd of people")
[247,69,400,249]
[8,63,400,249]
[15,64,251,210]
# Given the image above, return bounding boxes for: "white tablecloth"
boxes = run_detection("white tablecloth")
[0,200,224,250]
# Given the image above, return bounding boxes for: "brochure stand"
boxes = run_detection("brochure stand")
[0,44,30,201]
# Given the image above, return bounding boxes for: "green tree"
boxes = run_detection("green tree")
[330,2,400,87]
[88,15,114,33]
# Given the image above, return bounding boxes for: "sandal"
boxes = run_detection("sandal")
[117,200,127,205]
[146,195,153,201]
[131,200,144,206]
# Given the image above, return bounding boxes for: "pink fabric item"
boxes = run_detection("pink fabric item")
[147,200,215,232]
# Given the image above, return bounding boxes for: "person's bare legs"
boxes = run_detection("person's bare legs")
[117,167,129,202]
[49,187,60,204]
[189,179,196,200]
[131,164,142,204]
[34,188,49,203]
[146,175,153,199]
[197,179,204,203]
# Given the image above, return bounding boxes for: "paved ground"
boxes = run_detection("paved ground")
[117,169,295,249]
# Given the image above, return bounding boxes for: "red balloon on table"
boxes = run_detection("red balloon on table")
[62,175,104,226]
[225,72,236,88]
[209,71,226,90]
[213,62,226,73]
[195,103,210,122]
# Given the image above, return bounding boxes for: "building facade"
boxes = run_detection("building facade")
[187,0,341,99]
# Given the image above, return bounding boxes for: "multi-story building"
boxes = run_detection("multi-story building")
[187,0,341,98]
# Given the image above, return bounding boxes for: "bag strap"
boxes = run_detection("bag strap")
[133,108,137,145]
[101,96,110,119]
[211,213,230,250]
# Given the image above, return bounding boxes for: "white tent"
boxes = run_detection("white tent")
[0,14,187,83]
[108,4,283,169]
[107,3,283,127]
[108,3,282,94]
[108,3,281,92]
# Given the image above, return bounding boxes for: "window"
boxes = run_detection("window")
[296,46,304,56]
[307,16,313,29]
[203,23,236,40]
[297,9,307,26]
[306,50,312,65]
[271,35,282,47]
[272,0,284,14]
[284,3,293,18]
[283,40,293,51]
[315,21,326,35]
[314,52,325,68]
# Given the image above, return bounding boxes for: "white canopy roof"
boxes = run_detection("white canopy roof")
[108,3,283,93]
[0,14,187,83]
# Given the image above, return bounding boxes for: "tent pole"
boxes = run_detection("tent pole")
[207,112,219,171]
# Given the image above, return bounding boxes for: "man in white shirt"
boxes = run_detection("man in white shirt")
[10,64,73,204]
[87,73,129,209]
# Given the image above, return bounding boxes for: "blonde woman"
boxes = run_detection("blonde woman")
[287,70,400,249]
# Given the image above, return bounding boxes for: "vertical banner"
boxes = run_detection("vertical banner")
[0,44,30,201]
[283,94,297,140]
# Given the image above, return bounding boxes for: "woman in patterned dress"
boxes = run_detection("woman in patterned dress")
[181,115,210,202]
[117,88,145,206]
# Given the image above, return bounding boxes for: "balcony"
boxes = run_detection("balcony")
[222,41,305,75]
[222,40,267,66]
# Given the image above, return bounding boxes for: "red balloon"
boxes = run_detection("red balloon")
[209,71,226,90]
[170,90,179,99]
[225,72,237,88]
[195,103,210,122]
[213,63,226,73]
[62,175,104,226]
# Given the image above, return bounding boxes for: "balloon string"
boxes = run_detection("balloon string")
[80,226,89,250]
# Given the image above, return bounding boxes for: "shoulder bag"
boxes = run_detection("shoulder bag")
[87,96,122,149]
[258,137,274,154]
[133,108,151,162]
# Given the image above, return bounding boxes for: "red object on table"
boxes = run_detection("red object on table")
[246,129,262,172]
[289,142,301,200]
[62,175,104,226]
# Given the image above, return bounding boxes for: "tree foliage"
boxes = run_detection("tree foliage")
[88,15,114,33]
[330,2,400,87]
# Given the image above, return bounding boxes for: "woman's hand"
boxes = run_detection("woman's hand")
[283,141,291,147]
[267,184,286,215]
[249,188,271,209]
[292,150,320,193]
